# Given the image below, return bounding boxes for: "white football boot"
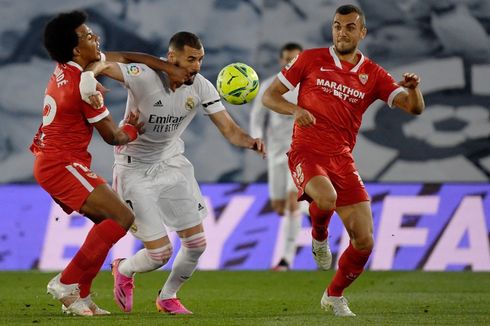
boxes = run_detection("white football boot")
[47,273,93,316]
[312,239,332,270]
[62,294,110,315]
[320,292,356,317]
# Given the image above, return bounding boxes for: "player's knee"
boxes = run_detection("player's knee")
[353,235,374,251]
[315,196,336,212]
[181,232,206,261]
[118,209,135,230]
[147,244,173,266]
[271,200,286,215]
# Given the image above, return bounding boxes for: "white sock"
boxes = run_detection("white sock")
[118,245,172,277]
[159,233,206,299]
[281,210,302,265]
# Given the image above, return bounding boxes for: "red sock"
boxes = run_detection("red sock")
[79,264,100,298]
[309,202,333,242]
[328,243,371,297]
[60,219,126,287]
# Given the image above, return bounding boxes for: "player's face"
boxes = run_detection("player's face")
[279,49,301,68]
[74,24,101,63]
[169,45,204,85]
[332,13,366,55]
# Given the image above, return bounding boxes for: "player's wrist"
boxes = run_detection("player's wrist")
[121,123,138,142]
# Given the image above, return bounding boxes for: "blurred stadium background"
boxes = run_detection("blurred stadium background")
[0,0,489,274]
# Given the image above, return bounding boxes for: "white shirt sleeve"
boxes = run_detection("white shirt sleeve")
[117,63,159,103]
[197,74,226,115]
[249,78,272,139]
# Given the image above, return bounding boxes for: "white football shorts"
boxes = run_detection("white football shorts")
[268,155,296,200]
[113,154,207,242]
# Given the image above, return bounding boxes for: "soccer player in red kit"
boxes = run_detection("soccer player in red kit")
[30,11,185,316]
[263,4,425,316]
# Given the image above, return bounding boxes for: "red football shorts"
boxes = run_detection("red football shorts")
[288,149,369,207]
[33,155,106,214]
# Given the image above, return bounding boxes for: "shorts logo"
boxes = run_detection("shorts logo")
[127,64,142,76]
[198,203,205,211]
[72,162,97,179]
[292,163,304,184]
[353,171,364,186]
[130,223,138,233]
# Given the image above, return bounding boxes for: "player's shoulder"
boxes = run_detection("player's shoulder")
[123,62,154,78]
[360,55,385,73]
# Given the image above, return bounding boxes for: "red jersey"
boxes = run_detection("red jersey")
[279,46,404,155]
[30,61,109,165]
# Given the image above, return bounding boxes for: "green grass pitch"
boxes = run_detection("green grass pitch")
[0,271,488,325]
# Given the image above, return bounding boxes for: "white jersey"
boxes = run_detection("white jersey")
[250,75,298,160]
[115,63,225,163]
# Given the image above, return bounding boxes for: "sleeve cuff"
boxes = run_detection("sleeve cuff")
[387,87,406,108]
[87,108,110,123]
[277,72,295,91]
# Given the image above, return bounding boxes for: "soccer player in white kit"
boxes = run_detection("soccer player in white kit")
[81,32,265,314]
[250,43,303,271]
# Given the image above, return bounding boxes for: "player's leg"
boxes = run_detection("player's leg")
[110,162,172,312]
[157,223,205,315]
[321,153,372,316]
[304,176,336,270]
[156,155,206,314]
[56,184,134,310]
[112,236,173,312]
[321,201,372,317]
[274,170,303,270]
[39,160,133,316]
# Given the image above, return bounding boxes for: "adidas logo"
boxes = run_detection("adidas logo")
[153,100,164,107]
[198,203,205,211]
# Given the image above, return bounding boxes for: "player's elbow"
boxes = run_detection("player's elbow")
[410,103,425,115]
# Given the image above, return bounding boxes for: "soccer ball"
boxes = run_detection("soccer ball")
[216,63,259,105]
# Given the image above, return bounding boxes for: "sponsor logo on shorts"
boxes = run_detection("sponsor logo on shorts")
[198,203,205,211]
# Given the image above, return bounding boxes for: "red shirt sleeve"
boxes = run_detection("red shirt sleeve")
[81,100,110,124]
[278,51,308,91]
[375,67,405,108]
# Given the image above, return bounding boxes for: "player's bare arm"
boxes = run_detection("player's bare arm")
[393,73,425,115]
[263,77,316,127]
[105,51,189,85]
[94,110,144,146]
[209,110,266,158]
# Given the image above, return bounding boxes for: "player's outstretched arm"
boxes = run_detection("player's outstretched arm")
[209,110,266,158]
[393,73,425,115]
[94,111,144,146]
[262,77,298,115]
[105,51,189,85]
[263,77,316,127]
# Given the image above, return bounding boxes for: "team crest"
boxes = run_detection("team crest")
[285,54,299,70]
[127,64,142,76]
[185,97,196,110]
[359,73,368,85]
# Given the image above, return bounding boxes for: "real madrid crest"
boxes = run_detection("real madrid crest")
[185,97,196,111]
[359,73,368,85]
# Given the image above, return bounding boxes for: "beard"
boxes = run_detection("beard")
[334,41,357,55]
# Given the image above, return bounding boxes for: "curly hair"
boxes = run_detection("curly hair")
[43,10,87,63]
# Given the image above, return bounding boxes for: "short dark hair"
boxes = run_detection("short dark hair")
[280,42,303,57]
[43,10,87,63]
[169,31,203,51]
[335,4,366,28]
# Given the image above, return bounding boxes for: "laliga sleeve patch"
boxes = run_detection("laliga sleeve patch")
[127,64,142,76]
[285,54,299,70]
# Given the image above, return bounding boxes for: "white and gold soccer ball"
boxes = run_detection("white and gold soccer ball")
[216,63,259,105]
